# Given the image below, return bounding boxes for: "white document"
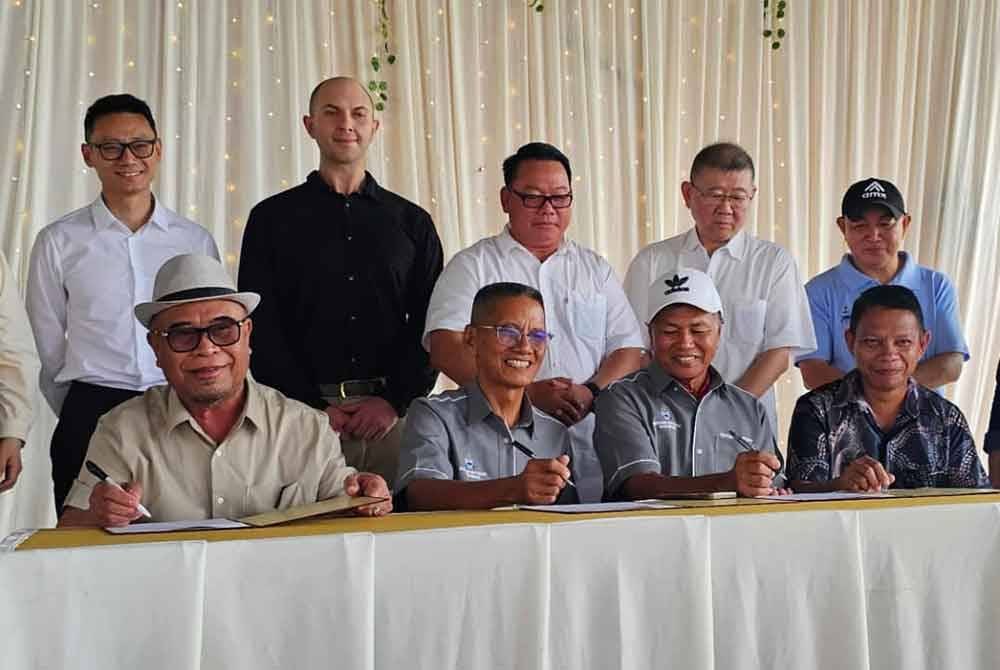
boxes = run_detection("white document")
[521,501,677,514]
[759,491,893,502]
[105,518,249,534]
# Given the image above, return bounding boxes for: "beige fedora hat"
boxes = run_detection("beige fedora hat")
[134,254,261,328]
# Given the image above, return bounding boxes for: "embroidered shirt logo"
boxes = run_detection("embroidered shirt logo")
[460,458,489,481]
[664,274,690,295]
[861,180,886,199]
[653,406,680,431]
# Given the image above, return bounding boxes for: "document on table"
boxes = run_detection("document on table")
[520,501,677,514]
[758,491,894,502]
[105,518,250,534]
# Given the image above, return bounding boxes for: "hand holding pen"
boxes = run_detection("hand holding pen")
[728,430,786,497]
[85,460,151,526]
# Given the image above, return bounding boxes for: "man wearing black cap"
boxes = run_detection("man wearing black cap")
[797,178,967,390]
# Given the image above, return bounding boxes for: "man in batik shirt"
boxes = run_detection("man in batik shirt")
[787,285,987,491]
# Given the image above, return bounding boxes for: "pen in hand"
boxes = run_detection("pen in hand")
[85,460,152,519]
[508,440,577,489]
[728,430,784,477]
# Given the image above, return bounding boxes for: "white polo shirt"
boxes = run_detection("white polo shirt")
[624,228,816,428]
[423,225,644,502]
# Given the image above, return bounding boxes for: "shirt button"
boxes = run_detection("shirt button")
[216,496,225,505]
[348,275,355,281]
[351,356,358,364]
[349,315,357,322]
[346,235,353,241]
[696,449,703,455]
[345,202,351,209]
[216,448,224,457]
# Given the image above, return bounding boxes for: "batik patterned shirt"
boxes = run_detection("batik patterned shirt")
[787,370,988,489]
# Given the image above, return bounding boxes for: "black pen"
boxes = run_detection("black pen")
[509,440,577,489]
[85,460,152,518]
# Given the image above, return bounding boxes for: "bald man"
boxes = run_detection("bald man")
[239,77,444,486]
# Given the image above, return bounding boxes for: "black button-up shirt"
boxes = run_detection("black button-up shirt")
[238,171,443,414]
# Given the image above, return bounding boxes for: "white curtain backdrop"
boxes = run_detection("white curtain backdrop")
[1,0,998,536]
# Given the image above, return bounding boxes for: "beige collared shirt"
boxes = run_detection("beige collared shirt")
[65,378,356,521]
[0,250,39,442]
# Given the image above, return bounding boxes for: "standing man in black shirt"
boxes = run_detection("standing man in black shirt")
[238,77,443,485]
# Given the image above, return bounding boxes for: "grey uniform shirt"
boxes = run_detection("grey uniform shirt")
[396,382,574,491]
[593,362,781,497]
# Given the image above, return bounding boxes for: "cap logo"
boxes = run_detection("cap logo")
[664,274,690,295]
[861,181,886,199]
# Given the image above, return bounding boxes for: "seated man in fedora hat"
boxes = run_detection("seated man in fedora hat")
[59,254,391,527]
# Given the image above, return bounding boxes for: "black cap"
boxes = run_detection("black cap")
[841,178,906,220]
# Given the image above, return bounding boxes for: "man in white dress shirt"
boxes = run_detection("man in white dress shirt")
[26,94,219,511]
[624,142,815,431]
[424,142,644,502]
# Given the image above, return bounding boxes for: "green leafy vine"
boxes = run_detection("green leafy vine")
[762,0,787,50]
[367,0,396,111]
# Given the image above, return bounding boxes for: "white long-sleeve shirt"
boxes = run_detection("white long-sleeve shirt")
[0,250,40,441]
[26,195,219,414]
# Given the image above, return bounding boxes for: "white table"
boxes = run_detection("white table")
[4,495,1000,669]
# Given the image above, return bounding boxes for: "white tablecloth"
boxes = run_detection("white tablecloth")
[3,503,998,669]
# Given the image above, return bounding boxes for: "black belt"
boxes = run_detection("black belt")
[320,377,387,400]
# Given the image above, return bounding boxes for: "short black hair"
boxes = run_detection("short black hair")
[84,94,157,142]
[849,285,925,333]
[502,142,572,187]
[471,282,545,324]
[690,142,755,182]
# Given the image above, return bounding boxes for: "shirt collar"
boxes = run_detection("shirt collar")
[165,377,262,439]
[647,359,725,397]
[840,251,917,290]
[832,369,921,416]
[681,227,747,260]
[306,170,381,200]
[497,224,569,259]
[466,380,535,434]
[91,194,170,232]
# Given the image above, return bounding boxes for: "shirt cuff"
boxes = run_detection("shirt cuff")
[0,419,30,443]
[606,458,661,498]
[64,479,92,511]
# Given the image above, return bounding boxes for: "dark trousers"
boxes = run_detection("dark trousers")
[50,381,142,512]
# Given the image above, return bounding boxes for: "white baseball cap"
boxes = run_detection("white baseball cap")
[646,268,724,324]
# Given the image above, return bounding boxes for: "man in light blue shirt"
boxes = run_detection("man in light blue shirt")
[797,178,967,390]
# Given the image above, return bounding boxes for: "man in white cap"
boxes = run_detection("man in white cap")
[59,254,390,527]
[594,268,786,500]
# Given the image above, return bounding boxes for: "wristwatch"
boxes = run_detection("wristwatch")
[584,381,603,400]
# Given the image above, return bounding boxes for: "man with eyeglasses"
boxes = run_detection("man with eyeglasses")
[27,94,218,512]
[624,142,815,433]
[239,77,443,488]
[595,269,787,500]
[398,282,575,510]
[59,254,390,527]
[424,143,644,503]
[796,178,967,391]
[787,285,986,491]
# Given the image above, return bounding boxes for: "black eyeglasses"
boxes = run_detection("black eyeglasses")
[151,317,248,353]
[474,324,554,349]
[89,138,158,161]
[507,188,573,210]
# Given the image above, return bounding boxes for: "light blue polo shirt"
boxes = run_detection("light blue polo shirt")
[797,252,968,373]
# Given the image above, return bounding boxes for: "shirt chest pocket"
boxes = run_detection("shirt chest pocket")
[710,432,747,474]
[728,300,767,348]
[567,291,607,343]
